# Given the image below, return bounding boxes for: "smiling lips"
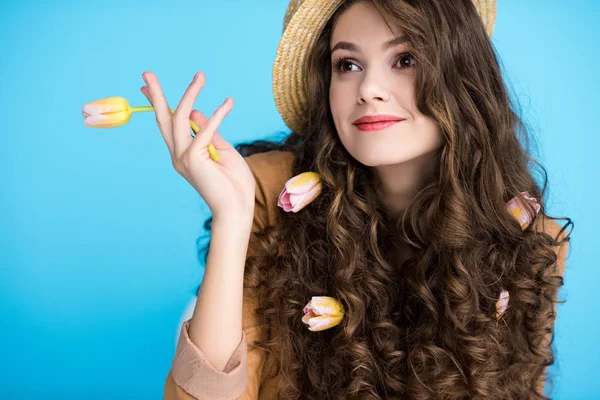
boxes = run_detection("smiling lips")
[352,114,406,132]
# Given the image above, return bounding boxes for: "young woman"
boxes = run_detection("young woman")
[142,0,572,398]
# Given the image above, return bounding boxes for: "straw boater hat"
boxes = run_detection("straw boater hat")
[272,0,497,133]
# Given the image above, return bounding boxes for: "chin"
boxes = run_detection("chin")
[339,130,444,169]
[337,125,410,166]
[346,147,409,167]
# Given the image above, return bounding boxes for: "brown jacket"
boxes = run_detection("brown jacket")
[163,150,569,400]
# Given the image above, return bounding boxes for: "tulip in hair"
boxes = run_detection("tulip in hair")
[278,172,322,213]
[496,289,510,321]
[505,191,541,230]
[494,192,540,323]
[302,296,345,332]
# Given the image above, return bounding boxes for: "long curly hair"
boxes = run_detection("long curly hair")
[197,0,573,398]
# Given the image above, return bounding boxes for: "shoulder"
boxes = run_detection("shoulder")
[244,150,295,229]
[530,215,571,393]
[532,215,571,278]
[245,150,295,185]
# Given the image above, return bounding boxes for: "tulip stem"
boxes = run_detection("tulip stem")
[129,106,155,113]
[129,106,220,162]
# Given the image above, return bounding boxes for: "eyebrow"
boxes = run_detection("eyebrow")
[330,35,410,54]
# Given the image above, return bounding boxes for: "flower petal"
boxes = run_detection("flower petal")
[289,183,322,212]
[277,189,293,211]
[496,289,510,320]
[303,299,313,314]
[302,309,317,324]
[278,172,322,213]
[302,296,345,331]
[84,111,132,128]
[506,191,540,230]
[309,296,344,318]
[520,191,541,215]
[285,172,321,194]
[304,315,343,332]
[82,96,130,115]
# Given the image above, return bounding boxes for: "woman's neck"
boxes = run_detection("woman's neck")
[372,150,440,218]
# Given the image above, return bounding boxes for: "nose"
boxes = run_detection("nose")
[357,70,391,104]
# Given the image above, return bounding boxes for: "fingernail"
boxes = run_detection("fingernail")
[193,72,199,82]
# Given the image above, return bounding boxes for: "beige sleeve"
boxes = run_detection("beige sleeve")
[164,286,265,399]
[165,321,249,399]
[163,150,293,400]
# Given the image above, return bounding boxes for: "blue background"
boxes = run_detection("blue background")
[0,0,597,398]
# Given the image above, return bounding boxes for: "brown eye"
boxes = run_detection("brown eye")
[395,53,415,69]
[333,58,359,73]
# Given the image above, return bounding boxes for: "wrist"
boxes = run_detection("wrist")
[212,208,254,230]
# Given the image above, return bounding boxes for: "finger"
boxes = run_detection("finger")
[189,109,212,138]
[189,109,209,129]
[190,110,230,149]
[208,130,233,150]
[141,85,174,152]
[189,98,234,154]
[189,109,208,138]
[172,72,205,157]
[141,72,174,143]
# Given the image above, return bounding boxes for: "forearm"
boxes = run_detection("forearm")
[187,210,254,372]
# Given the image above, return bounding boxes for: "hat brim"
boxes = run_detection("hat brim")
[273,0,344,133]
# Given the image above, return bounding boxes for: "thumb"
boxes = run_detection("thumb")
[140,86,150,101]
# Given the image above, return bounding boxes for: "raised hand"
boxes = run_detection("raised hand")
[141,71,255,219]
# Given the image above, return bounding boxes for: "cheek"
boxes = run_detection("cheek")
[419,118,445,149]
[329,87,340,120]
[329,82,352,121]
[420,113,441,136]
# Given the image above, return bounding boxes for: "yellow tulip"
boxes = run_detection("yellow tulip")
[302,296,345,332]
[82,96,220,162]
[82,96,133,128]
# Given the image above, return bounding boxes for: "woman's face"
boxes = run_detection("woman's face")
[329,1,443,167]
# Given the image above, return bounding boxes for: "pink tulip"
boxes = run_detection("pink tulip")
[505,191,541,230]
[302,296,345,332]
[278,172,322,213]
[496,289,510,321]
